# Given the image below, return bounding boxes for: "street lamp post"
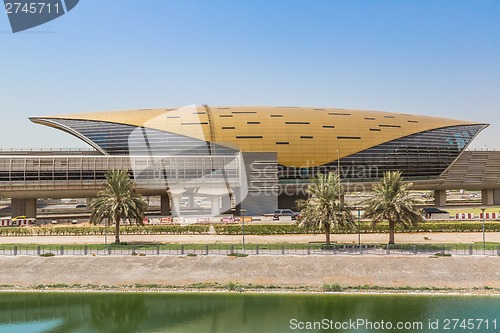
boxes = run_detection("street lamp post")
[357,207,361,252]
[240,209,247,252]
[481,207,486,253]
[337,150,341,195]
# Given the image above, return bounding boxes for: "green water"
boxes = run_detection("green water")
[0,292,498,333]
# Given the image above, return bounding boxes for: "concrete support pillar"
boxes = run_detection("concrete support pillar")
[221,195,231,213]
[160,195,170,215]
[11,198,37,218]
[211,196,221,216]
[482,189,494,206]
[11,199,26,217]
[494,190,500,205]
[434,190,447,207]
[168,188,185,217]
[25,198,37,218]
[188,195,195,209]
[171,196,181,217]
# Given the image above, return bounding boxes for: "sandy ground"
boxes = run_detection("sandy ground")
[0,232,500,244]
[0,255,498,290]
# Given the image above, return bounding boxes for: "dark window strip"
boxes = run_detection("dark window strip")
[276,142,289,145]
[247,122,260,124]
[301,136,314,139]
[329,113,351,116]
[220,115,233,117]
[222,127,235,130]
[384,116,395,118]
[379,124,401,128]
[232,111,257,114]
[365,117,376,120]
[270,115,283,117]
[408,120,419,123]
[181,122,208,125]
[337,136,361,139]
[323,125,335,128]
[370,129,381,131]
[236,136,263,139]
[194,112,206,114]
[285,122,310,125]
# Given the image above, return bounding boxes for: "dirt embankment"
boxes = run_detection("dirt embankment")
[0,255,499,290]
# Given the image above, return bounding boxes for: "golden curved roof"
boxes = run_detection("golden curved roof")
[31,106,484,167]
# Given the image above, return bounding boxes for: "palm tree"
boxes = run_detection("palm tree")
[89,169,148,244]
[296,172,354,245]
[363,171,422,244]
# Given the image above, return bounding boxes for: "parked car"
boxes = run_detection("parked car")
[11,215,36,225]
[76,204,87,208]
[273,209,300,220]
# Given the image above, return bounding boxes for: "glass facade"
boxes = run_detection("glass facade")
[279,124,485,181]
[48,119,237,156]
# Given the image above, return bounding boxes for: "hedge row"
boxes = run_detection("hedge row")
[0,222,499,237]
[0,225,210,237]
[214,222,500,235]
[119,225,209,235]
[213,224,315,235]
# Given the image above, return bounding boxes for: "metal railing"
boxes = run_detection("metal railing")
[0,148,96,152]
[1,243,499,257]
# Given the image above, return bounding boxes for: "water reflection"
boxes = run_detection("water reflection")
[89,295,148,333]
[0,292,498,332]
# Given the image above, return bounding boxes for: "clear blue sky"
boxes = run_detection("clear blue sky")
[1,0,499,149]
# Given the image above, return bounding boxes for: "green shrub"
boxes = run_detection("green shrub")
[227,252,249,257]
[215,224,308,235]
[323,283,342,292]
[226,281,242,291]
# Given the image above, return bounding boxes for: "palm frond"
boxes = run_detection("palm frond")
[297,172,354,243]
[362,171,422,243]
[89,169,148,243]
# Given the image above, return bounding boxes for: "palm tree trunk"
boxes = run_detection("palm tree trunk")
[115,214,120,244]
[389,220,395,245]
[325,223,331,245]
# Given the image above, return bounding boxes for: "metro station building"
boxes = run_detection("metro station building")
[0,105,496,217]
